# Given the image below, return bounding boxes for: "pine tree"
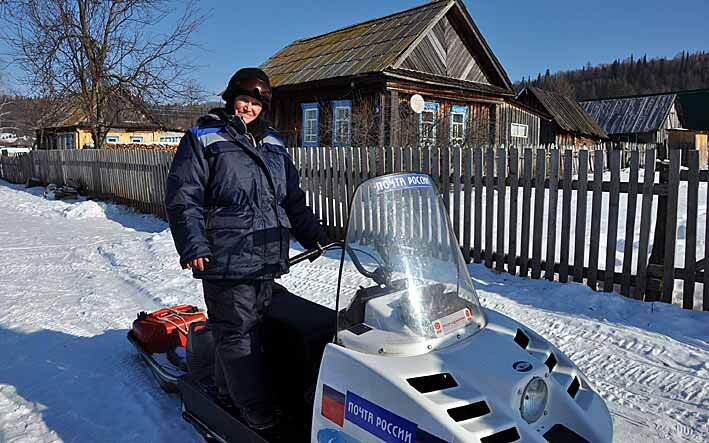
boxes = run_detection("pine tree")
[514,51,709,100]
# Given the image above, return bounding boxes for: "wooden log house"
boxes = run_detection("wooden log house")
[261,0,543,148]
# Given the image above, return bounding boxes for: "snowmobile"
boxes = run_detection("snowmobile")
[128,172,613,443]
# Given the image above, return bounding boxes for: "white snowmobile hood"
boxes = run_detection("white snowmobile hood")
[312,308,612,443]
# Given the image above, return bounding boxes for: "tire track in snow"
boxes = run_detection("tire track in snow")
[0,182,200,443]
[477,275,709,443]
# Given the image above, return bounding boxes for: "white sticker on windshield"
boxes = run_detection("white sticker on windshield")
[373,174,430,194]
[432,308,473,336]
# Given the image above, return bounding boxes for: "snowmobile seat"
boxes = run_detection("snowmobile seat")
[264,283,336,419]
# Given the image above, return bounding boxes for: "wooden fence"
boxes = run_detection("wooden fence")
[0,145,706,311]
[0,149,174,218]
[286,145,705,311]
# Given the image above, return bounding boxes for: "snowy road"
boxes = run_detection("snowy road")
[0,180,707,442]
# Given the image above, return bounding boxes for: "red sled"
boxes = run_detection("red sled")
[130,305,206,354]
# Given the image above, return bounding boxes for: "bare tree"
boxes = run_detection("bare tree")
[0,97,17,133]
[0,74,17,134]
[182,78,208,126]
[1,0,203,149]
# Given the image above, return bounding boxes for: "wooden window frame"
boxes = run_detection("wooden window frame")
[331,99,352,147]
[511,123,529,139]
[301,102,319,147]
[450,105,468,145]
[419,101,439,145]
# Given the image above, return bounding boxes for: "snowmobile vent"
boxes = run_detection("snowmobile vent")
[513,329,530,349]
[567,377,581,398]
[348,323,372,335]
[543,424,590,442]
[480,427,520,443]
[406,373,458,393]
[446,401,490,421]
[544,352,557,372]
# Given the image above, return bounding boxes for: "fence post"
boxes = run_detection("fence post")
[0,149,6,180]
[22,154,29,184]
[683,150,699,309]
[648,161,669,268]
[648,149,681,303]
[636,149,657,300]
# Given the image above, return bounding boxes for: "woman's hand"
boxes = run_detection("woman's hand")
[184,257,210,271]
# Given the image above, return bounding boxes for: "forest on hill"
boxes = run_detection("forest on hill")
[516,51,709,101]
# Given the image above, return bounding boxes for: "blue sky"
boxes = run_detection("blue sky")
[186,0,708,97]
[3,0,708,98]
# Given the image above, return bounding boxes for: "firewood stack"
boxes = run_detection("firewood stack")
[102,143,178,152]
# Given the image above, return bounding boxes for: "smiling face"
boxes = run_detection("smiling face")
[234,95,263,124]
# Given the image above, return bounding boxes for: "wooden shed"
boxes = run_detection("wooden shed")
[261,0,543,147]
[517,87,607,145]
[580,93,682,144]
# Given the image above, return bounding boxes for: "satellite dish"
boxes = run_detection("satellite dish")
[410,94,425,114]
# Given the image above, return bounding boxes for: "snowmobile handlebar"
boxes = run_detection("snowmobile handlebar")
[289,242,390,286]
[288,241,344,266]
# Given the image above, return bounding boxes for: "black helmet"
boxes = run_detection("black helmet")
[221,67,272,109]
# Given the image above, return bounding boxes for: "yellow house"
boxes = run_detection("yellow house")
[37,125,184,149]
[36,104,184,149]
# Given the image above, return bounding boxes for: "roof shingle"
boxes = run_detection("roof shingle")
[580,94,676,135]
[524,87,607,139]
[261,1,451,87]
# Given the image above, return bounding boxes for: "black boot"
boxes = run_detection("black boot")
[241,405,276,430]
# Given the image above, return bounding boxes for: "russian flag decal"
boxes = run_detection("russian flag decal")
[321,384,346,426]
[322,385,449,443]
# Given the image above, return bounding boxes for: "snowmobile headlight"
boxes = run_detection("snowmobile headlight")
[520,377,548,423]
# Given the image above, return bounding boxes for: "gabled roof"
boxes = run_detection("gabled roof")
[261,0,512,93]
[519,87,607,139]
[580,93,676,135]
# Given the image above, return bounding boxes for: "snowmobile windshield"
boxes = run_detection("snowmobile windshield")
[336,173,486,356]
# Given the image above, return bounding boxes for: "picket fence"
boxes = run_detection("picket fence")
[0,145,705,311]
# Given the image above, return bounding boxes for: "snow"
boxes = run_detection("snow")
[0,179,707,442]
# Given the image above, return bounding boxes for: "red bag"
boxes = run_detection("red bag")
[131,305,207,354]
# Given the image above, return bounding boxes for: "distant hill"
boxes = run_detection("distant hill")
[515,51,709,101]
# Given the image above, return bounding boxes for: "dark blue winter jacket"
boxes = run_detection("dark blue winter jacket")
[165,111,322,280]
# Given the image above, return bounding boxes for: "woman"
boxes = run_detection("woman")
[165,67,324,430]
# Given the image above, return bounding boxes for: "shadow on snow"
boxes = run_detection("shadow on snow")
[0,326,198,443]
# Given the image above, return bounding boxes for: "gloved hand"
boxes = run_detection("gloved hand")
[308,242,324,262]
[307,230,340,262]
[225,113,247,135]
[317,229,335,247]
